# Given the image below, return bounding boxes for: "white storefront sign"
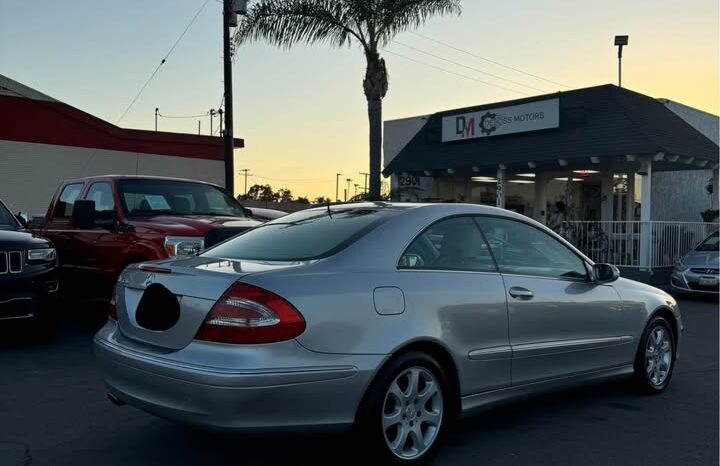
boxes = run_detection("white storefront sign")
[391,174,436,201]
[441,98,560,142]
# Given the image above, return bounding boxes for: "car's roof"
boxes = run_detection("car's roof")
[304,201,530,221]
[60,174,221,187]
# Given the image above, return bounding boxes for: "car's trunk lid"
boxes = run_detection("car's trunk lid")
[115,256,307,350]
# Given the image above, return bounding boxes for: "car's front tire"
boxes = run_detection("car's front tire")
[633,315,676,393]
[356,351,449,465]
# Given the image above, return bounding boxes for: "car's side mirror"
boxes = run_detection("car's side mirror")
[15,212,29,226]
[72,200,96,230]
[593,263,620,284]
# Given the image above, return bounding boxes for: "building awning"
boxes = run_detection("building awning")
[384,84,719,176]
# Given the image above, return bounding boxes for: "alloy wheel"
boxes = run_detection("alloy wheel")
[645,326,673,386]
[382,366,444,460]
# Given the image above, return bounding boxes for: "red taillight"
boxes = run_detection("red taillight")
[195,282,305,344]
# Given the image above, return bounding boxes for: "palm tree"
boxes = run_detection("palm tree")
[234,0,462,200]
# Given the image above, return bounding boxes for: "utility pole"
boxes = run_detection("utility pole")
[198,120,201,135]
[238,168,252,196]
[359,172,370,194]
[335,173,343,202]
[210,109,216,135]
[222,0,235,194]
[346,178,352,202]
[154,107,159,131]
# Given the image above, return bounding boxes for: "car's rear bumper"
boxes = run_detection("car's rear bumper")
[94,322,382,430]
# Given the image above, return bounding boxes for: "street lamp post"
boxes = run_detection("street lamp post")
[335,173,343,202]
[614,35,629,88]
[222,0,248,195]
[346,178,352,202]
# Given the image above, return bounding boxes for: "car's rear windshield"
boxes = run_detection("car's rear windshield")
[118,179,247,218]
[695,231,719,251]
[202,205,406,261]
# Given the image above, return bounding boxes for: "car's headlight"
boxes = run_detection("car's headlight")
[674,260,689,272]
[27,248,57,262]
[164,236,204,256]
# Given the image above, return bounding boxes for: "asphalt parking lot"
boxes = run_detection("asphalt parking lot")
[1,295,717,466]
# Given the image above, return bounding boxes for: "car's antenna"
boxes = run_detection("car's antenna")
[326,200,333,219]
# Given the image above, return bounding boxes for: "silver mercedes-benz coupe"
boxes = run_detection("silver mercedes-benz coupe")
[95,203,682,464]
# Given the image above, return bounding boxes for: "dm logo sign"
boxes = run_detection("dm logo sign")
[442,98,559,142]
[455,116,476,137]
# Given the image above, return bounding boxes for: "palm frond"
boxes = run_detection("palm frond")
[376,0,462,45]
[233,0,365,50]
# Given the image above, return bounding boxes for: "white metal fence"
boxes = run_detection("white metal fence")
[561,221,718,269]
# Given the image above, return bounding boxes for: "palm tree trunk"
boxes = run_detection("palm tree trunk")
[367,98,382,200]
[364,50,388,201]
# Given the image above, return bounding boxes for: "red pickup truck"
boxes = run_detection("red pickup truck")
[31,175,260,299]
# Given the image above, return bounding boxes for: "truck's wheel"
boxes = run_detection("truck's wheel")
[356,351,449,465]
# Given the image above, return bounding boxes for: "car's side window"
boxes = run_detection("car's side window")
[476,217,588,280]
[86,182,115,213]
[399,216,497,273]
[53,183,84,219]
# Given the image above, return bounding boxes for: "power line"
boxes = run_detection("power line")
[391,41,548,93]
[116,0,211,124]
[409,31,569,89]
[382,50,529,96]
[158,111,211,119]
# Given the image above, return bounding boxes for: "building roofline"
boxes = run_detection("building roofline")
[0,74,243,158]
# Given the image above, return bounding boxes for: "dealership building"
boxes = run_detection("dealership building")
[0,74,241,215]
[384,84,719,277]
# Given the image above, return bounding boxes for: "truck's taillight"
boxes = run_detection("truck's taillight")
[195,282,305,344]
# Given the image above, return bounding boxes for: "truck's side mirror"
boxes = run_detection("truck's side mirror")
[72,200,96,230]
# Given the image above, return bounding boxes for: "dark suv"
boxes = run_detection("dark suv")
[0,198,59,337]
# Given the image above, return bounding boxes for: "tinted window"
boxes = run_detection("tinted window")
[203,206,405,261]
[0,201,19,230]
[399,217,497,272]
[54,183,83,219]
[118,179,246,218]
[86,183,115,212]
[696,231,719,251]
[477,217,588,280]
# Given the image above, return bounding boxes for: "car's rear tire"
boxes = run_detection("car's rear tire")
[633,316,676,394]
[356,351,450,465]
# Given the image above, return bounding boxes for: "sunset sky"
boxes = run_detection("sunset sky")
[2,0,718,199]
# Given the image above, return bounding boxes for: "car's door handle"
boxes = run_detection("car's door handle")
[508,287,534,300]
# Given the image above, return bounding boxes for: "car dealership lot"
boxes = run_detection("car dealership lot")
[1,295,717,466]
